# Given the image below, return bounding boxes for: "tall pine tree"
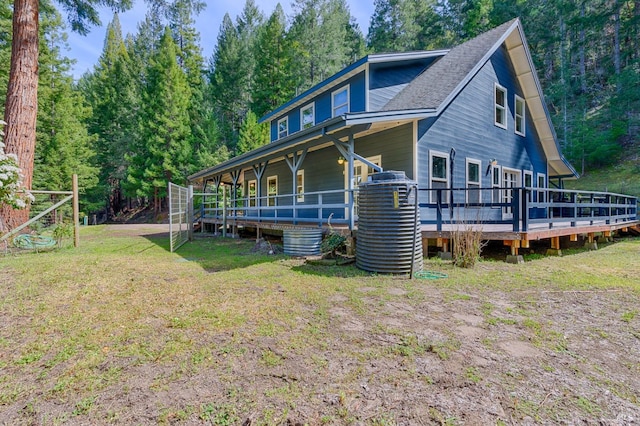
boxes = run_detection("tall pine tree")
[251,4,294,118]
[126,27,191,213]
[82,14,139,218]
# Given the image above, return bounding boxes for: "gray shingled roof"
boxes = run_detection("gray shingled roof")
[382,19,518,112]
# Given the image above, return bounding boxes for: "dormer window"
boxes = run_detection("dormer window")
[277,117,288,139]
[515,95,525,136]
[301,103,314,129]
[494,83,507,129]
[332,86,349,117]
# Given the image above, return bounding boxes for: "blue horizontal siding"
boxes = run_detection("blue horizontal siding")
[417,45,549,219]
[269,71,366,142]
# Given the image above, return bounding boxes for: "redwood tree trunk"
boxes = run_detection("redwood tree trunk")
[0,0,39,232]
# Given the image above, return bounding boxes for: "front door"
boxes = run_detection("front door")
[345,155,381,219]
[502,168,521,220]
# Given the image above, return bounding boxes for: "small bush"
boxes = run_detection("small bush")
[451,224,485,268]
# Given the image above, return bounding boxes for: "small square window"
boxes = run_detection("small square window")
[495,84,507,128]
[277,117,288,139]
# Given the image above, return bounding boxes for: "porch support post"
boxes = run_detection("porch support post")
[328,133,382,173]
[285,149,308,225]
[213,176,222,234]
[188,184,194,241]
[229,170,242,238]
[347,135,355,230]
[222,184,227,238]
[252,161,268,221]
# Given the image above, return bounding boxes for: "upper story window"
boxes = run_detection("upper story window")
[515,95,526,136]
[301,103,314,129]
[332,85,349,117]
[277,117,288,139]
[494,83,507,129]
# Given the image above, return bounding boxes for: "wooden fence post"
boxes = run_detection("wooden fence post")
[72,174,80,247]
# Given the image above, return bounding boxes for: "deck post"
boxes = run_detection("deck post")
[570,192,576,227]
[187,185,194,241]
[521,188,528,231]
[546,236,562,256]
[222,186,227,238]
[72,174,80,247]
[512,189,520,232]
[436,189,443,231]
[585,232,598,250]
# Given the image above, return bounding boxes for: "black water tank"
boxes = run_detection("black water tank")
[356,171,423,274]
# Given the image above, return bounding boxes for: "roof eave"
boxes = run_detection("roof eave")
[345,109,437,125]
[188,116,347,181]
[259,57,369,123]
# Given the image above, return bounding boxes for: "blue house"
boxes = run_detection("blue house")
[188,19,638,253]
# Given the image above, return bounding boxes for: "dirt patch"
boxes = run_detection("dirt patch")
[1,232,639,425]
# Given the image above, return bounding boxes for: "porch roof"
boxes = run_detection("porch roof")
[188,107,442,184]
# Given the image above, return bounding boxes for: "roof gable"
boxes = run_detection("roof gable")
[381,18,577,178]
[259,51,448,124]
[382,19,517,112]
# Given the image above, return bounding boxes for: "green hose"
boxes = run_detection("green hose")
[414,270,448,280]
[13,234,57,249]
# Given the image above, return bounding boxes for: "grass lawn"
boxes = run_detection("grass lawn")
[1,225,639,425]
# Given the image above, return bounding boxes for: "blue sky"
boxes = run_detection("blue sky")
[64,1,375,79]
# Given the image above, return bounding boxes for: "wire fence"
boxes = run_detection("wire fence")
[169,182,190,252]
[1,189,76,252]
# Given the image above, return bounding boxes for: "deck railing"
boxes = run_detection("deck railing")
[418,187,638,232]
[193,186,638,232]
[194,188,354,228]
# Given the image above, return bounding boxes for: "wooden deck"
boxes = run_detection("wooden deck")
[420,219,640,240]
[195,186,638,257]
[201,215,639,242]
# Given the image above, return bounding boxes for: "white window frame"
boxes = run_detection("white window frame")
[466,158,482,204]
[300,103,315,130]
[267,175,278,206]
[494,83,507,129]
[429,150,449,203]
[247,179,257,207]
[277,117,288,139]
[515,94,526,136]
[296,170,304,202]
[491,164,502,207]
[537,173,546,204]
[523,170,533,203]
[332,85,350,117]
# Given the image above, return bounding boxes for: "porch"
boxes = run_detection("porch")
[193,186,639,256]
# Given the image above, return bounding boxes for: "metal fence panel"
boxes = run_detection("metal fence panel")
[169,182,189,252]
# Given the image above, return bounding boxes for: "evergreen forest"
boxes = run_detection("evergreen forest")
[1,0,639,219]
